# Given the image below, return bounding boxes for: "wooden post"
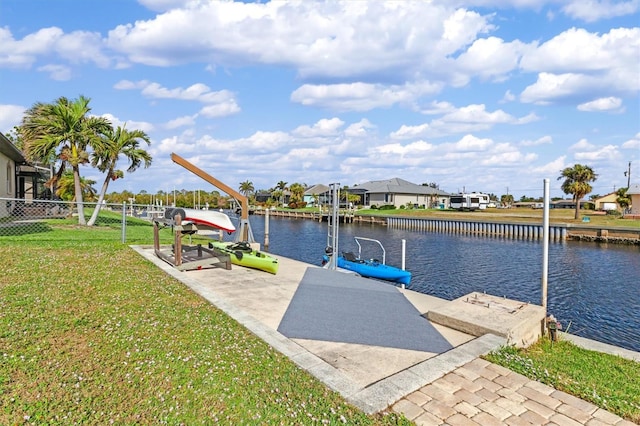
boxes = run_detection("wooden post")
[174,214,182,266]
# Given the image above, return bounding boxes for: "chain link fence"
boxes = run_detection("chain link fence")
[0,197,167,243]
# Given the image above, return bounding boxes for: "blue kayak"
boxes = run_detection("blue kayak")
[327,252,412,285]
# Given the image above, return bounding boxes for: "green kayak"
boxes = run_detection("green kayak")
[208,241,279,274]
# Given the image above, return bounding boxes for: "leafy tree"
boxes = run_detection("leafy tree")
[616,187,631,210]
[288,182,305,206]
[271,190,283,206]
[558,164,598,219]
[87,125,152,226]
[20,96,111,224]
[56,170,97,202]
[500,194,514,207]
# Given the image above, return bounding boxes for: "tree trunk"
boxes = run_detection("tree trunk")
[574,195,580,220]
[87,174,111,226]
[73,166,86,225]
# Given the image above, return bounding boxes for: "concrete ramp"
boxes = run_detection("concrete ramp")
[278,268,453,353]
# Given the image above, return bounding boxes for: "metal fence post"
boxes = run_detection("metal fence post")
[122,201,127,243]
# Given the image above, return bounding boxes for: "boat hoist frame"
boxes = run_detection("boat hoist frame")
[324,183,340,271]
[170,153,254,243]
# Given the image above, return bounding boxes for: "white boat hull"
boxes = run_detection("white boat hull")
[166,208,236,232]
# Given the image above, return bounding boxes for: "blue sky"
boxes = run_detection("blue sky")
[1,0,638,200]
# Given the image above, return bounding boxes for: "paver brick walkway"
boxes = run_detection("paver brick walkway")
[392,358,635,426]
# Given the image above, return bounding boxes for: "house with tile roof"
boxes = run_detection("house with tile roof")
[349,178,450,209]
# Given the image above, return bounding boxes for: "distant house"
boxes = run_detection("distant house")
[550,199,591,209]
[350,178,450,209]
[303,184,330,207]
[592,192,620,211]
[254,190,272,204]
[627,184,640,216]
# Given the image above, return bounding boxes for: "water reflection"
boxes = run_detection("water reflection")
[242,215,640,352]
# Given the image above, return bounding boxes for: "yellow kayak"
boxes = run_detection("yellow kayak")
[208,241,279,274]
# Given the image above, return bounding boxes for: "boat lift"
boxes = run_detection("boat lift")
[324,183,340,270]
[170,153,254,243]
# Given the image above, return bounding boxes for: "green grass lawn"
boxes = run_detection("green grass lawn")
[485,339,640,423]
[0,223,410,425]
[1,219,638,424]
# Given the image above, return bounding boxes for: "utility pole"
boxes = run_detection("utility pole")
[624,161,631,188]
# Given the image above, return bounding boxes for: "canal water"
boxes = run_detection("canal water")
[239,214,640,352]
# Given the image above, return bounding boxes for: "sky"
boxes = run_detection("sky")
[0,0,638,200]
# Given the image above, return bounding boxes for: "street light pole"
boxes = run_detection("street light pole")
[624,161,631,188]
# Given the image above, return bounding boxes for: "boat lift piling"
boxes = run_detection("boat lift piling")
[324,183,341,271]
[264,208,270,249]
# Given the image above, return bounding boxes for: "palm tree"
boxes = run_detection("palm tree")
[616,187,631,211]
[274,180,288,207]
[56,170,97,202]
[288,182,305,207]
[87,125,152,226]
[20,96,112,224]
[239,180,254,198]
[558,164,598,219]
[500,194,514,208]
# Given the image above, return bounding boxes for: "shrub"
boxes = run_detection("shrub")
[379,204,396,210]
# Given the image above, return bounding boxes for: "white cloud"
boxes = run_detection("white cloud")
[454,134,493,151]
[575,145,621,161]
[500,90,516,103]
[100,113,155,133]
[390,123,433,140]
[344,119,375,138]
[198,101,240,118]
[521,135,553,146]
[290,81,441,112]
[0,104,26,133]
[562,0,639,22]
[0,27,63,68]
[418,101,456,115]
[577,97,623,112]
[568,138,621,162]
[455,36,529,82]
[519,28,640,104]
[532,156,567,176]
[106,2,494,81]
[520,72,594,104]
[165,115,197,129]
[114,80,241,118]
[391,104,537,139]
[292,118,345,137]
[621,132,640,149]
[37,64,72,81]
[570,138,596,151]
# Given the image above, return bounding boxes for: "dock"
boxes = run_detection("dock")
[130,245,637,424]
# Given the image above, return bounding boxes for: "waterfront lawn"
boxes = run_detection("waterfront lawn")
[0,234,410,425]
[485,339,640,423]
